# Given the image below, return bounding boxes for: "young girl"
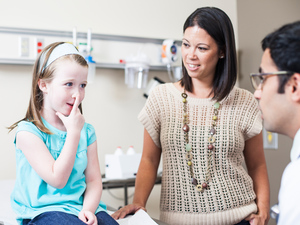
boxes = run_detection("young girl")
[9,42,118,225]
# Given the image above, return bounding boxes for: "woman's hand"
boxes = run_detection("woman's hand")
[111,204,146,220]
[78,210,97,225]
[245,212,270,225]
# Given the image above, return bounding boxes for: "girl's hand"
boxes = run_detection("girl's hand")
[78,210,97,225]
[56,94,85,132]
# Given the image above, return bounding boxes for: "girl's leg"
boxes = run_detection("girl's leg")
[96,211,119,225]
[22,219,30,225]
[24,211,86,225]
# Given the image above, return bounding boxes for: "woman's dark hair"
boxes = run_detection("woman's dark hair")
[261,21,300,93]
[180,7,237,101]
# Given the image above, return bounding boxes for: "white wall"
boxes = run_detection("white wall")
[0,0,238,39]
[0,0,238,219]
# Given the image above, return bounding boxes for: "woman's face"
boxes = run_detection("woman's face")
[181,26,223,82]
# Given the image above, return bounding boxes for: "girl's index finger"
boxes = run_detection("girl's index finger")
[71,94,80,114]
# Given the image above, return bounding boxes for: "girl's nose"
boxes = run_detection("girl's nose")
[72,92,80,100]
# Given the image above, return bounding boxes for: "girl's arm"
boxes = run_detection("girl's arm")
[16,95,85,189]
[78,140,102,225]
[112,129,161,219]
[244,131,270,225]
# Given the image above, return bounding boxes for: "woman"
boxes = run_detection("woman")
[112,7,270,225]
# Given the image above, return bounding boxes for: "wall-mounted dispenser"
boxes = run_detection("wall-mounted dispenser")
[125,52,150,89]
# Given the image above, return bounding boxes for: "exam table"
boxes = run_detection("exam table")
[0,180,168,225]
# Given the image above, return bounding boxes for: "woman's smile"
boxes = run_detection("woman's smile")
[187,64,200,70]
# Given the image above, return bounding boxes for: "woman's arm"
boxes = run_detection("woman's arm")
[244,131,270,225]
[78,140,102,225]
[112,129,161,219]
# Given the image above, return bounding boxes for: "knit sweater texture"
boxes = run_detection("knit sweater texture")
[138,83,262,225]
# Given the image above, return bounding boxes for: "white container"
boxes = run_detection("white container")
[105,146,142,179]
[126,146,135,155]
[114,146,124,156]
[125,53,150,89]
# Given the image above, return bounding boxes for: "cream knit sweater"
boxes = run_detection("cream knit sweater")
[138,83,262,225]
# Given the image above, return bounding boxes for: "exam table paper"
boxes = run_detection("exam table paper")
[117,209,158,225]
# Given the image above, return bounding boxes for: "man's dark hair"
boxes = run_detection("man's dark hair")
[262,21,300,93]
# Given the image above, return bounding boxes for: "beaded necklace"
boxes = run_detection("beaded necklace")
[182,90,220,192]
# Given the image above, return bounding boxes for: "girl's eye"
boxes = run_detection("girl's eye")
[80,84,87,88]
[66,82,73,87]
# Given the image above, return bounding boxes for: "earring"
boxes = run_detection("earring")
[220,55,224,59]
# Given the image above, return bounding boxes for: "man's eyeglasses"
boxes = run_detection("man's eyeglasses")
[250,71,294,90]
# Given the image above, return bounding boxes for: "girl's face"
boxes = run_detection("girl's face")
[40,60,88,117]
[181,26,222,82]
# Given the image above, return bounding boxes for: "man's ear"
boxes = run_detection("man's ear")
[38,79,48,93]
[288,73,300,102]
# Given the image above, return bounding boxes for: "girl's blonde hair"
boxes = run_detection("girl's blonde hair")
[8,42,88,133]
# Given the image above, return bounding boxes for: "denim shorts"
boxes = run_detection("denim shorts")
[22,211,118,225]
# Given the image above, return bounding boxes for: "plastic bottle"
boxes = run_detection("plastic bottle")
[114,146,123,156]
[126,146,136,155]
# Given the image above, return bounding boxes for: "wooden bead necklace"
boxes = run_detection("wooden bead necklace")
[182,91,220,192]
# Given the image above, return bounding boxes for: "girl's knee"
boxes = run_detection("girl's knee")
[96,211,118,225]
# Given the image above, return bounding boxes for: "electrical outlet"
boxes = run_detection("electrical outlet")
[19,37,29,57]
[263,128,278,149]
[34,38,44,57]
